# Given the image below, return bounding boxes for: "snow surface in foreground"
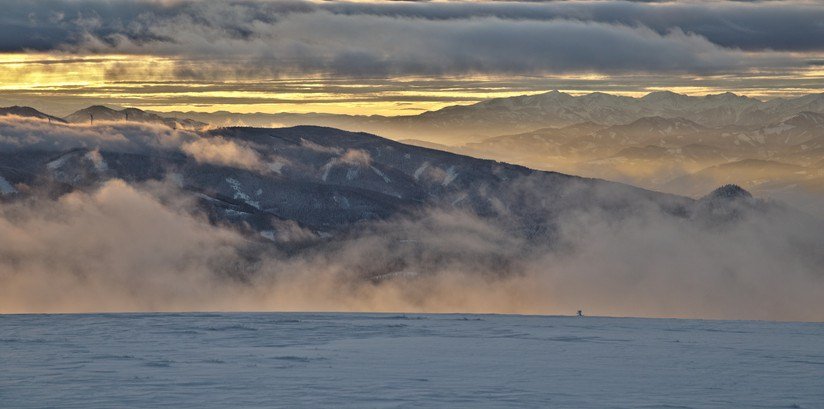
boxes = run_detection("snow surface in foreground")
[1,313,822,408]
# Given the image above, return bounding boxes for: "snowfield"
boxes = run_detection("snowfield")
[1,313,822,408]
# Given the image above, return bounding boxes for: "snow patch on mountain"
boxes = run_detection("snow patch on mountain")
[414,162,429,180]
[226,177,260,209]
[0,176,17,195]
[333,193,351,209]
[371,166,391,183]
[260,230,277,242]
[320,163,332,182]
[443,166,458,186]
[46,155,70,170]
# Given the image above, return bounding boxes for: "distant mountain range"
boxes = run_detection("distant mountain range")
[2,91,822,215]
[464,112,824,164]
[410,112,824,216]
[148,91,824,143]
[4,90,824,143]
[0,104,206,130]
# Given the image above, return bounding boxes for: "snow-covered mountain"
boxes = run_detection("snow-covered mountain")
[415,91,824,140]
[3,120,772,245]
[5,97,824,218]
[151,91,824,144]
[2,116,822,302]
[449,111,824,216]
[464,111,824,163]
[464,116,718,162]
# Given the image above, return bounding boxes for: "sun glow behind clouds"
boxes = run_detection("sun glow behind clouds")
[2,52,824,116]
[0,53,553,115]
[0,53,155,87]
[0,0,823,115]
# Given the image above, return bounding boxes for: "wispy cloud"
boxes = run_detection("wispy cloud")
[0,176,822,320]
[181,137,269,172]
[2,1,821,77]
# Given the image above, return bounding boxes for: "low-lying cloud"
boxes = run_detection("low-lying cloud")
[0,117,822,321]
[0,115,272,171]
[0,115,194,153]
[181,137,269,172]
[0,180,248,312]
[0,177,821,321]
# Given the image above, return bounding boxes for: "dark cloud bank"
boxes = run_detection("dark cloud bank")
[0,116,822,321]
[1,0,820,77]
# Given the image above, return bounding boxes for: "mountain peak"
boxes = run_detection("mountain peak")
[83,105,119,113]
[704,184,753,201]
[580,91,624,99]
[641,90,688,100]
[705,91,751,101]
[535,90,573,100]
[0,106,67,123]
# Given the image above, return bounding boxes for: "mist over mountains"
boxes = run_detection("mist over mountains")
[149,91,824,143]
[3,90,824,217]
[158,90,802,218]
[0,106,66,124]
[0,109,822,319]
[140,92,824,216]
[64,106,207,130]
[149,90,824,218]
[434,113,824,217]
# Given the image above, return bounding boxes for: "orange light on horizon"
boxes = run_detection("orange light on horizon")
[2,52,824,116]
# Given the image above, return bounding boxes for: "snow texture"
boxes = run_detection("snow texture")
[0,176,17,195]
[1,313,822,408]
[225,177,260,210]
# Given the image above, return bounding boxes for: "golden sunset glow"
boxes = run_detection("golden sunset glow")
[3,49,824,117]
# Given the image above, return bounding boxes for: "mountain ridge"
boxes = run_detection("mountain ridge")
[0,122,717,236]
[0,106,67,123]
[64,105,207,130]
[14,90,824,144]
[134,91,824,143]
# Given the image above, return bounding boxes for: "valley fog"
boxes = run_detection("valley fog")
[0,117,821,321]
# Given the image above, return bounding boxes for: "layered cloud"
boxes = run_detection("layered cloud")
[1,0,820,77]
[0,115,194,152]
[0,176,822,320]
[1,1,823,114]
[0,115,271,172]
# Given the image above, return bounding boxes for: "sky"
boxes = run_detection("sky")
[1,0,823,116]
